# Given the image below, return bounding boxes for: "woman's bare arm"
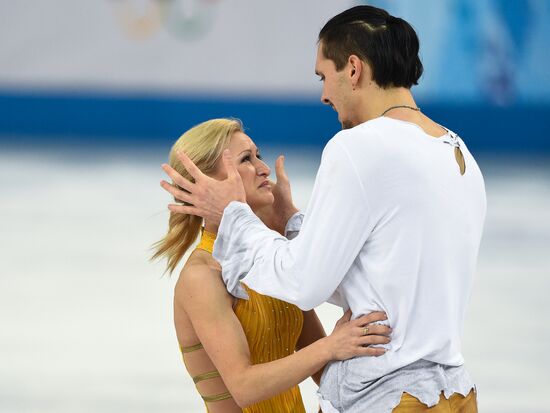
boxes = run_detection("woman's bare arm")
[296,310,327,386]
[177,263,390,408]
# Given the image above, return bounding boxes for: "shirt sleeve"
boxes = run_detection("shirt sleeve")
[213,137,375,310]
[284,211,304,240]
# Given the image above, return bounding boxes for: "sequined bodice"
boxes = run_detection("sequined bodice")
[190,230,306,413]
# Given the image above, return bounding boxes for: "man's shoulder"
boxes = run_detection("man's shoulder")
[325,118,388,154]
[331,117,387,143]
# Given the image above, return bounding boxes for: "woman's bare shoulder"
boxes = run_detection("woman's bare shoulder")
[174,250,231,308]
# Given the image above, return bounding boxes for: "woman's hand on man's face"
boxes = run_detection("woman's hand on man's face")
[254,155,299,235]
[270,155,299,230]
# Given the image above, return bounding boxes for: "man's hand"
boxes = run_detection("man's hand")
[160,150,246,226]
[255,155,299,235]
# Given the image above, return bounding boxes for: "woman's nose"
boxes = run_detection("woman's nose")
[257,160,270,177]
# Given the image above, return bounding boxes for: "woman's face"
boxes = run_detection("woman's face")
[211,131,274,211]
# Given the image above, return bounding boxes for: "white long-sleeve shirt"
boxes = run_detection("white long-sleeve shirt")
[213,117,486,380]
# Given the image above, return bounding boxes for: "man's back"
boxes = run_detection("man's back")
[326,116,486,378]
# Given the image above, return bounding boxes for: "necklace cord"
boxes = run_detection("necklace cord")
[380,105,420,117]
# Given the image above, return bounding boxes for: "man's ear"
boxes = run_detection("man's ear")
[348,55,364,88]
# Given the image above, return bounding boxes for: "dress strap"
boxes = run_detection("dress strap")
[183,230,230,406]
[202,391,233,403]
[193,370,221,384]
[181,342,204,353]
[196,229,216,254]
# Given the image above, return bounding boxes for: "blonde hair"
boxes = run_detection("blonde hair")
[152,118,243,274]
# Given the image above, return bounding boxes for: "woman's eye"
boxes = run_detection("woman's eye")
[241,155,251,163]
[257,154,263,161]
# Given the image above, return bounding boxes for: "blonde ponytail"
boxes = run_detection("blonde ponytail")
[151,118,243,274]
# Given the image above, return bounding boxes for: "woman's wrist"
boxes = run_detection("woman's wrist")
[285,205,300,219]
[280,206,299,228]
[317,336,335,362]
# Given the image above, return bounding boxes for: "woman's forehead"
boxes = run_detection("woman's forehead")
[229,131,257,151]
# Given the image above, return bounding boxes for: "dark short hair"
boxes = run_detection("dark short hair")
[318,5,423,89]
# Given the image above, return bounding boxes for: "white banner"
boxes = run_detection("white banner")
[1,0,549,104]
[0,0,357,95]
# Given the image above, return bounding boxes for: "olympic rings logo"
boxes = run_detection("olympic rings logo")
[111,0,222,41]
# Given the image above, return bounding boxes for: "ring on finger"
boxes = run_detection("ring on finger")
[363,326,370,336]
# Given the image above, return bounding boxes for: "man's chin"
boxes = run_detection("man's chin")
[338,114,353,130]
[341,120,353,130]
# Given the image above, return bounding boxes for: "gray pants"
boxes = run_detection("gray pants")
[318,359,475,413]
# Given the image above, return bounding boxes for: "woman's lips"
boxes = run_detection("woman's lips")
[259,180,271,189]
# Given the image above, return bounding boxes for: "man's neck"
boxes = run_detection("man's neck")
[357,87,417,124]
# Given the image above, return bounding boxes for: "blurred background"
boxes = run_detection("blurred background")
[0,1,549,412]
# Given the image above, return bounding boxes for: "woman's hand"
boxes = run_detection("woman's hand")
[255,155,299,235]
[324,310,391,360]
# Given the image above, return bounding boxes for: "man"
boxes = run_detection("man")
[161,5,485,412]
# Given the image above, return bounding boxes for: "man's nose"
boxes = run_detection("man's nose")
[321,94,330,105]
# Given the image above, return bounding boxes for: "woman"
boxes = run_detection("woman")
[153,118,391,412]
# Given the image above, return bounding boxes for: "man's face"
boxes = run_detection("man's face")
[315,43,354,129]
